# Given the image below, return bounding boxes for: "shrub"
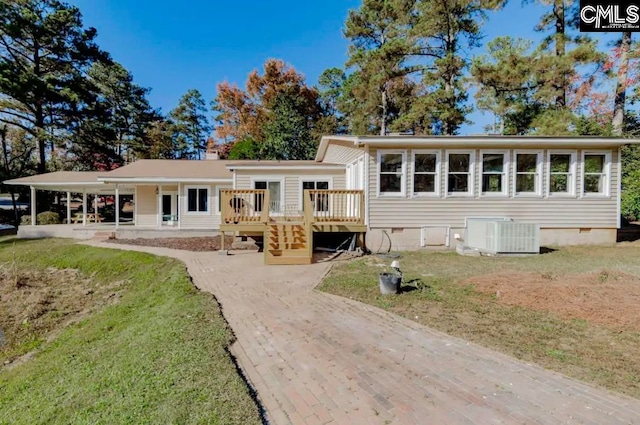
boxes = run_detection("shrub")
[36,211,61,225]
[20,215,32,225]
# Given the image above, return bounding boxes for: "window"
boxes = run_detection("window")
[548,151,576,196]
[377,150,406,196]
[302,180,330,212]
[186,187,209,213]
[254,180,282,213]
[412,150,439,196]
[446,151,474,195]
[582,152,610,196]
[514,151,542,195]
[480,151,508,195]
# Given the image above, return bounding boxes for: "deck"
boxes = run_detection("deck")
[219,189,366,264]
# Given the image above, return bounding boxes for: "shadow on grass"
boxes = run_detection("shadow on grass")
[618,223,640,242]
[540,246,558,254]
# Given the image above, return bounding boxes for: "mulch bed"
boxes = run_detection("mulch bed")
[107,236,258,252]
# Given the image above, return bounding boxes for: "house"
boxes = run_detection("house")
[4,135,634,264]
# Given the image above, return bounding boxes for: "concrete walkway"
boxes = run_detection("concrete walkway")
[88,242,640,425]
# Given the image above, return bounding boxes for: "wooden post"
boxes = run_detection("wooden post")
[221,231,225,251]
[115,185,120,230]
[30,186,36,225]
[66,191,71,225]
[177,183,181,229]
[359,190,365,225]
[157,185,162,229]
[82,191,87,227]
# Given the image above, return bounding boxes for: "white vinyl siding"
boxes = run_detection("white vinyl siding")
[367,147,619,229]
[180,184,220,229]
[322,141,364,164]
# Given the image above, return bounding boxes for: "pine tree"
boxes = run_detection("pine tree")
[170,89,211,159]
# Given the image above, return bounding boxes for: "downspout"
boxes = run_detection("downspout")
[364,144,370,228]
[617,146,622,229]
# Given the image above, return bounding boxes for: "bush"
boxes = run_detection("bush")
[21,211,62,226]
[20,215,32,225]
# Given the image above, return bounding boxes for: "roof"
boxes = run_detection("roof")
[225,160,343,170]
[316,135,640,161]
[99,159,233,182]
[4,171,104,186]
[2,171,131,193]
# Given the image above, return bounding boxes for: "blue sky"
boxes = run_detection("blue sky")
[69,0,612,135]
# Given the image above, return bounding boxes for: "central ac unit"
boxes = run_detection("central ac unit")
[465,218,540,254]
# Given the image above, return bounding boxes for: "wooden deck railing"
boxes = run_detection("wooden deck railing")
[304,189,365,224]
[220,189,270,224]
[221,189,365,225]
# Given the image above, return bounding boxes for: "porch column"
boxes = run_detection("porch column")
[115,185,120,230]
[157,185,163,229]
[177,183,181,229]
[66,191,71,225]
[82,191,87,227]
[94,194,98,217]
[30,186,36,225]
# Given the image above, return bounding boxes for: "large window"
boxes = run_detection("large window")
[582,152,610,196]
[302,180,330,212]
[377,150,406,196]
[548,151,576,196]
[446,151,474,195]
[514,151,542,195]
[254,180,282,213]
[412,150,439,196]
[186,186,209,213]
[480,151,508,195]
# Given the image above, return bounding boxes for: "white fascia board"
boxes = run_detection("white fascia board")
[226,165,346,171]
[4,181,104,187]
[358,136,638,147]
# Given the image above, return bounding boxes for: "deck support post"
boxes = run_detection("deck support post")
[30,186,36,225]
[82,191,87,227]
[115,184,120,230]
[220,231,225,251]
[66,191,71,225]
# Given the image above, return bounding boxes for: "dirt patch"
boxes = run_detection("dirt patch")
[107,236,258,252]
[465,270,640,330]
[0,266,125,365]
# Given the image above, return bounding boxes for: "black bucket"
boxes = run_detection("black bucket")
[379,273,401,295]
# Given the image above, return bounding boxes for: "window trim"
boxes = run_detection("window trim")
[445,149,475,197]
[215,185,233,215]
[411,149,441,197]
[512,150,543,198]
[298,177,334,210]
[546,150,577,197]
[581,150,611,198]
[479,150,509,197]
[377,149,407,197]
[184,185,211,215]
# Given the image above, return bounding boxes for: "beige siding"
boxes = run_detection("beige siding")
[235,169,346,210]
[135,185,157,227]
[179,184,222,229]
[323,141,364,164]
[368,147,619,229]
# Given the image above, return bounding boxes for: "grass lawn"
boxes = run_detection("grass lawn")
[0,239,262,425]
[319,245,640,399]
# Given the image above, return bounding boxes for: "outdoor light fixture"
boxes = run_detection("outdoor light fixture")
[155,186,159,195]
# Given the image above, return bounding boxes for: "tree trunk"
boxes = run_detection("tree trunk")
[380,89,388,136]
[613,31,632,136]
[553,0,566,108]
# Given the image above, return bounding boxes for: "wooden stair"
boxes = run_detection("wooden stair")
[265,222,312,265]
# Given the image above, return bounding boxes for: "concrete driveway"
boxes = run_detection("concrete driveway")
[89,243,640,425]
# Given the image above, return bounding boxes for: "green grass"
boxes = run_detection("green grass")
[319,246,640,399]
[0,239,262,425]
